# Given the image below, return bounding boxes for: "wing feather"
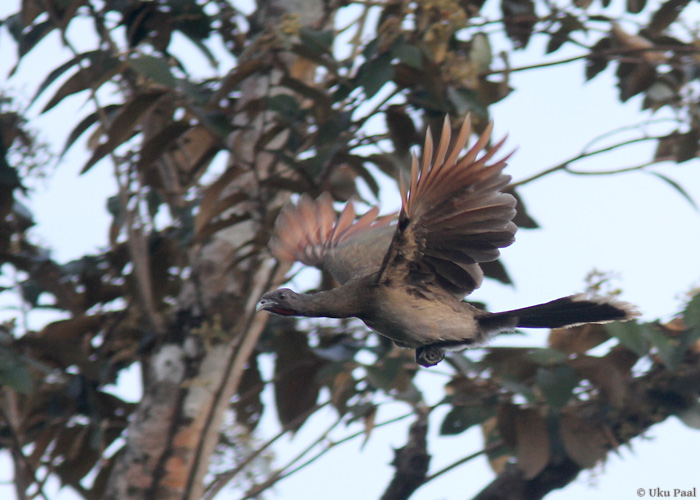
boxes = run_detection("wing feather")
[270,114,517,298]
[376,115,517,297]
[269,193,395,284]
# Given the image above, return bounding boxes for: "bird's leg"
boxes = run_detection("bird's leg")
[415,345,445,367]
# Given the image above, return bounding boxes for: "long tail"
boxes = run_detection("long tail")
[416,294,638,367]
[479,294,639,331]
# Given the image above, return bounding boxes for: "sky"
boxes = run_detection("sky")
[1,1,700,499]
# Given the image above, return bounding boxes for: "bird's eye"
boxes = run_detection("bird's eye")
[278,292,287,300]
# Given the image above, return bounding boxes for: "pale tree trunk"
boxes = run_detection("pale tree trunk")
[104,1,335,498]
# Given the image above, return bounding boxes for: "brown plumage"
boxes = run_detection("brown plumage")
[258,116,637,366]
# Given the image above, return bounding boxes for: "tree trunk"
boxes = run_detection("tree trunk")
[104,1,333,498]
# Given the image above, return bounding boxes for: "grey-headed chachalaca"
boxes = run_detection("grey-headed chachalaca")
[257,116,637,366]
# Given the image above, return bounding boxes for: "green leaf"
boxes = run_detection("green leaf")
[447,87,488,117]
[274,330,323,431]
[201,110,236,138]
[178,79,215,106]
[676,398,700,429]
[392,41,423,69]
[646,171,698,212]
[546,29,567,55]
[41,55,121,113]
[645,322,700,371]
[648,0,691,36]
[106,195,123,224]
[0,161,21,188]
[3,13,23,44]
[332,81,354,103]
[500,379,537,403]
[18,19,54,58]
[61,104,120,157]
[606,321,649,357]
[81,91,166,173]
[362,39,378,59]
[470,33,492,73]
[608,318,698,371]
[0,347,33,394]
[480,259,513,285]
[626,0,647,14]
[502,0,536,48]
[364,358,403,393]
[343,154,381,198]
[508,188,540,229]
[20,279,42,307]
[299,28,334,56]
[585,37,611,81]
[683,292,700,330]
[317,111,351,146]
[526,348,567,366]
[234,352,264,431]
[676,129,700,163]
[128,55,177,88]
[346,402,376,423]
[546,15,585,55]
[536,365,577,409]
[32,51,91,105]
[440,403,495,435]
[642,325,678,370]
[357,53,394,99]
[170,0,212,40]
[267,94,301,117]
[136,121,192,170]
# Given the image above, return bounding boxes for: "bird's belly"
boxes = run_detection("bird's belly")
[363,300,479,348]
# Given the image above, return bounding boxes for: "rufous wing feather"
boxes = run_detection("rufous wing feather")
[269,193,395,284]
[378,115,517,297]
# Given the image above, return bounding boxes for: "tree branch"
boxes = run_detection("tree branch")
[472,359,700,500]
[510,134,671,188]
[380,408,431,500]
[0,392,50,500]
[424,439,503,484]
[472,460,580,500]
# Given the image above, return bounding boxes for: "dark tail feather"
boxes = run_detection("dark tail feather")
[481,294,638,330]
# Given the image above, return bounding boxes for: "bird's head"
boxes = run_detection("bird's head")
[256,288,302,317]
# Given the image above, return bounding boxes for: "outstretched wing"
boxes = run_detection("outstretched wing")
[376,116,517,297]
[269,193,395,284]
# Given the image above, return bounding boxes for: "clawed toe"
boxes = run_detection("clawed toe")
[415,345,445,367]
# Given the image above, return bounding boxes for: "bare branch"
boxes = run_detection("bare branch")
[240,405,344,500]
[203,401,329,500]
[424,439,504,484]
[380,408,430,500]
[511,134,671,188]
[485,45,700,77]
[0,393,50,500]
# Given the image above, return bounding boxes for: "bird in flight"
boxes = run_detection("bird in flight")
[257,116,637,366]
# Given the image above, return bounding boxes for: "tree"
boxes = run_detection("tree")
[0,0,699,499]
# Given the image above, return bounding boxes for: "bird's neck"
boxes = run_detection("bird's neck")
[295,279,372,319]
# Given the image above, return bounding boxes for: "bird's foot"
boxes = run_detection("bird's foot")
[415,345,445,367]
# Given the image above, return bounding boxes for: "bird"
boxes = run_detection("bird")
[257,115,638,367]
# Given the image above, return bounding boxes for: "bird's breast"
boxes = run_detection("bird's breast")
[361,286,480,348]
